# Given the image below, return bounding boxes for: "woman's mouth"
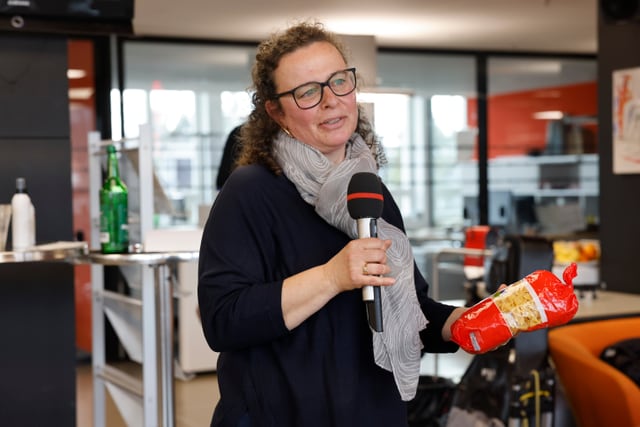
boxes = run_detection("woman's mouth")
[322,117,342,126]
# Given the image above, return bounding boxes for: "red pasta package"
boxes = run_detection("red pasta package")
[451,262,579,354]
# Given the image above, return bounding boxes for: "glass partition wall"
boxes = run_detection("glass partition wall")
[117,41,256,227]
[484,57,598,236]
[370,53,476,232]
[457,56,597,237]
[114,39,597,243]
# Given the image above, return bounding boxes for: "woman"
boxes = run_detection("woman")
[198,21,466,427]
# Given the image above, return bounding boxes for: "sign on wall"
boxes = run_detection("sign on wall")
[613,66,640,174]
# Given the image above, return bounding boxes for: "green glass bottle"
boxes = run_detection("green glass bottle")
[99,144,129,253]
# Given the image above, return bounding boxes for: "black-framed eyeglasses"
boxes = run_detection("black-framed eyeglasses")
[273,68,357,110]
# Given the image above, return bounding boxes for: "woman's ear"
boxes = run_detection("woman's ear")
[265,99,284,126]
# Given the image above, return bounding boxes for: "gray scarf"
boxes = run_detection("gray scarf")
[273,131,428,400]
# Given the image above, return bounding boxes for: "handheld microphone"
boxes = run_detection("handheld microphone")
[347,172,384,332]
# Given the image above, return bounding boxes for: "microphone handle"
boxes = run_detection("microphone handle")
[356,217,383,332]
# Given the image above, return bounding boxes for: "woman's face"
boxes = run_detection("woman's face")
[266,41,358,164]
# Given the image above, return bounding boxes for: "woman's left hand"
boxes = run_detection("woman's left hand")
[442,283,508,341]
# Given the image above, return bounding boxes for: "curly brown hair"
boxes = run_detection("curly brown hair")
[235,21,386,175]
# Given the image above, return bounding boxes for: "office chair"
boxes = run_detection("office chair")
[548,317,640,427]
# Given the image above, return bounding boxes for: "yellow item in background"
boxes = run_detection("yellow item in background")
[553,239,600,285]
[553,240,600,263]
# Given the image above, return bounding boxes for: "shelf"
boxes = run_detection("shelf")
[461,154,599,200]
[88,126,179,427]
[531,153,598,165]
[0,241,88,264]
[536,188,599,198]
[486,153,598,166]
[84,250,198,266]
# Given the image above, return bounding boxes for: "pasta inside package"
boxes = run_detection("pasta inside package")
[451,263,579,354]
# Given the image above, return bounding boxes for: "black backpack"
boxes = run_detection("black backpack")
[600,338,640,387]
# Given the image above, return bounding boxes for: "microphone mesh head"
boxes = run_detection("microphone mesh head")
[347,172,383,219]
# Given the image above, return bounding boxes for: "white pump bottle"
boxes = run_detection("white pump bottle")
[11,177,35,250]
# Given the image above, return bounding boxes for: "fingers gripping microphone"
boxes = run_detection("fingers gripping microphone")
[347,172,384,332]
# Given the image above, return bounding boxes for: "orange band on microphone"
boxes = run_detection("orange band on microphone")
[347,192,384,201]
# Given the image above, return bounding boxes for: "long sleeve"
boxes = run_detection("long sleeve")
[199,166,290,351]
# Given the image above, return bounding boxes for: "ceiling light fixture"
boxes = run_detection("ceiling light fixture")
[67,69,87,79]
[533,110,564,120]
[69,88,94,100]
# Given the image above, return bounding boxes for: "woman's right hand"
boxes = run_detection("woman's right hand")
[281,238,395,330]
[322,238,396,294]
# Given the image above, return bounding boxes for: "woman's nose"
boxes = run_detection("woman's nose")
[320,85,339,107]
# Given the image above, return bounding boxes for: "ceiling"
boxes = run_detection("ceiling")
[133,0,598,54]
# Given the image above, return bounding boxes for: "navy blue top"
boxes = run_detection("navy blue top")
[198,164,459,427]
